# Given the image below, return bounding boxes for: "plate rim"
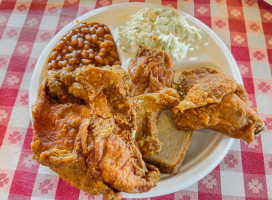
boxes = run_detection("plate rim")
[29,2,241,198]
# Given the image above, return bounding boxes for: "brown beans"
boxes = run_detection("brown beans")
[47,22,120,70]
[96,27,104,36]
[107,55,114,63]
[109,50,118,59]
[104,26,110,33]
[69,58,77,65]
[84,40,90,46]
[82,59,91,64]
[62,60,68,66]
[87,49,94,54]
[104,34,113,41]
[82,50,88,58]
[95,56,103,64]
[100,48,107,54]
[89,53,94,59]
[51,60,57,68]
[71,35,78,45]
[83,45,90,50]
[103,57,109,65]
[100,42,107,49]
[78,23,86,29]
[81,27,90,33]
[106,46,112,52]
[62,36,68,42]
[85,34,92,41]
[112,46,117,51]
[90,27,96,34]
[107,40,115,47]
[68,46,73,52]
[50,51,58,60]
[56,41,64,50]
[72,50,78,58]
[65,53,72,59]
[58,61,63,67]
[66,31,73,39]
[92,34,98,44]
[62,49,67,55]
[56,55,62,61]
[78,38,84,47]
[77,49,82,55]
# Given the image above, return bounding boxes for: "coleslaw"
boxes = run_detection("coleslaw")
[115,7,202,62]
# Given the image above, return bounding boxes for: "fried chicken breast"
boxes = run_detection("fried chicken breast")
[31,65,160,200]
[172,67,264,143]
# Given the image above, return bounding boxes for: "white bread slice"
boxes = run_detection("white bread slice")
[144,110,193,175]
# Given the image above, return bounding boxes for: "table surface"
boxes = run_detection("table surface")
[0,0,272,199]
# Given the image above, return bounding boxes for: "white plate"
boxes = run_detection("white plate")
[29,3,243,199]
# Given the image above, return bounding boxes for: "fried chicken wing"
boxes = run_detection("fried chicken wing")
[134,88,180,157]
[172,67,264,143]
[31,66,160,200]
[128,47,174,97]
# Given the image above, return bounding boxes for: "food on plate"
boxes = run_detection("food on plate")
[31,6,264,198]
[31,65,160,200]
[47,22,120,70]
[144,110,193,175]
[172,67,264,143]
[128,47,180,157]
[46,22,121,103]
[134,88,180,157]
[115,7,201,62]
[128,47,174,97]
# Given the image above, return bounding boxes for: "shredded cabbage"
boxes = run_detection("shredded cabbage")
[115,7,202,62]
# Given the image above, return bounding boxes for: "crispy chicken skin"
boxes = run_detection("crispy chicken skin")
[31,66,160,200]
[172,67,264,143]
[128,47,177,156]
[134,88,180,157]
[128,47,174,97]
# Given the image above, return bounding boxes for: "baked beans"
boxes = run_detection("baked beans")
[47,22,120,70]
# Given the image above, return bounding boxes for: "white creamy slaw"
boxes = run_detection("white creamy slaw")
[115,7,202,62]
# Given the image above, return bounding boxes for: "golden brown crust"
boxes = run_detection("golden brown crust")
[128,47,174,97]
[31,66,160,200]
[172,67,264,143]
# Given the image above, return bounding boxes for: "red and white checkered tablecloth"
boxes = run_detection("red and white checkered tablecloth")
[0,0,272,199]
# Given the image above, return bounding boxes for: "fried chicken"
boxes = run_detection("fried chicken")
[128,47,178,156]
[172,67,264,143]
[128,47,174,97]
[31,66,160,200]
[134,88,180,157]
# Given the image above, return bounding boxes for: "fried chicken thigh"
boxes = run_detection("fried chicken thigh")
[172,67,264,143]
[129,47,174,97]
[31,66,160,200]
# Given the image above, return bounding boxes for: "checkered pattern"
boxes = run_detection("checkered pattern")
[0,0,271,199]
